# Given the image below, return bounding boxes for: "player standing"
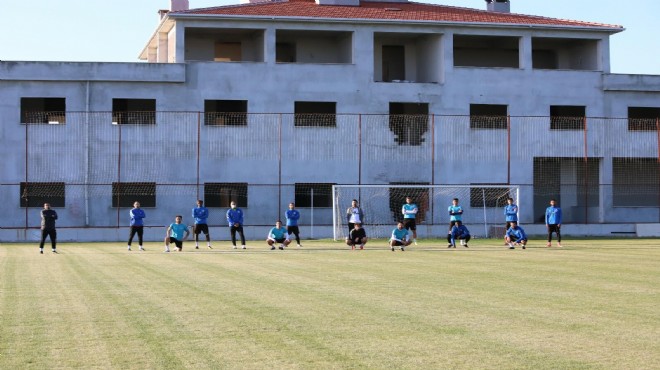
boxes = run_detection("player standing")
[389,221,411,251]
[402,196,418,245]
[545,199,563,247]
[503,197,518,245]
[447,198,463,247]
[505,221,528,249]
[285,202,302,247]
[192,200,212,249]
[164,215,190,252]
[504,197,518,231]
[127,201,145,251]
[267,220,290,250]
[345,222,368,250]
[346,199,364,235]
[448,221,471,248]
[227,201,246,249]
[39,203,58,254]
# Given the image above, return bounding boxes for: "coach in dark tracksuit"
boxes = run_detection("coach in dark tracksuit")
[39,203,58,254]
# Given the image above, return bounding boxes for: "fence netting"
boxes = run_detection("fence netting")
[4,112,659,229]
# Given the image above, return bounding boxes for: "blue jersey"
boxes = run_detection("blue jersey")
[506,226,528,241]
[268,226,288,240]
[192,206,209,224]
[448,205,463,222]
[130,208,146,226]
[285,209,300,226]
[545,206,562,225]
[390,228,409,241]
[504,204,518,222]
[402,204,418,219]
[450,225,470,245]
[226,207,244,226]
[169,223,188,240]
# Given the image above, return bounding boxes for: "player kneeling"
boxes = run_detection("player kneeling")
[164,215,190,252]
[389,222,412,251]
[267,220,291,250]
[448,221,471,248]
[346,223,368,250]
[505,221,528,250]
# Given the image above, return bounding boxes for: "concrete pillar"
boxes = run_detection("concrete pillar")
[519,35,531,71]
[443,31,454,76]
[147,47,158,63]
[158,32,168,63]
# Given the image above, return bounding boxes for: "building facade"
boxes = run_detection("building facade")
[1,0,659,241]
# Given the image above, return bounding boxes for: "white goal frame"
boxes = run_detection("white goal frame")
[332,184,520,240]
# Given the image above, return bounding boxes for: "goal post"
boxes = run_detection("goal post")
[333,184,520,240]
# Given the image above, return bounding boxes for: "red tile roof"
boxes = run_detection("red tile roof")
[172,0,622,29]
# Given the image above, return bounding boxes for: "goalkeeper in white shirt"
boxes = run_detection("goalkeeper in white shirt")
[346,199,364,235]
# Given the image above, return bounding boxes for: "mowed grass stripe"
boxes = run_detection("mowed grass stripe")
[121,246,632,368]
[64,252,193,369]
[68,250,239,369]
[70,248,363,368]
[0,247,50,367]
[133,251,375,368]
[1,240,658,369]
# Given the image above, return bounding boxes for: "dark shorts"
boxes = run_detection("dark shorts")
[287,226,299,235]
[548,224,561,233]
[167,237,183,248]
[508,235,527,243]
[403,218,416,231]
[391,240,405,246]
[129,225,144,235]
[270,237,286,243]
[193,224,209,235]
[449,220,459,231]
[347,237,366,245]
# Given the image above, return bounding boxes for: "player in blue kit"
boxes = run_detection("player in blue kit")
[448,221,471,248]
[447,198,463,247]
[127,201,145,251]
[503,197,518,245]
[504,197,518,230]
[505,221,528,249]
[192,199,212,249]
[545,199,563,247]
[389,221,411,251]
[267,220,291,250]
[401,196,419,245]
[227,201,246,249]
[285,202,302,248]
[164,215,190,252]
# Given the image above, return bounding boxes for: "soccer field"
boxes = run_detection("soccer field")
[1,239,658,369]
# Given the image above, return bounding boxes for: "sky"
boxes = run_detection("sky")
[0,0,658,75]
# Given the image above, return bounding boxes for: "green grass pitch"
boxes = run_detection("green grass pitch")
[1,238,658,369]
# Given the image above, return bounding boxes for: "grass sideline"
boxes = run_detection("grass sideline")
[1,239,658,369]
